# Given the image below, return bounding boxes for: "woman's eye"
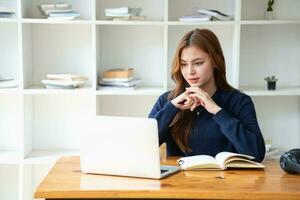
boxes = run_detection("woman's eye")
[195,62,203,66]
[181,63,187,67]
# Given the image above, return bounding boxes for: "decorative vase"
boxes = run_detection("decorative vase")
[265,11,274,20]
[267,81,276,90]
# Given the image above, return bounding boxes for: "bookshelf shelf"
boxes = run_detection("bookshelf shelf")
[0,18,18,23]
[23,85,93,95]
[240,86,300,96]
[95,20,164,26]
[168,21,235,26]
[24,150,79,164]
[0,0,299,199]
[0,88,19,94]
[241,20,300,25]
[0,151,20,164]
[21,18,93,25]
[96,86,165,96]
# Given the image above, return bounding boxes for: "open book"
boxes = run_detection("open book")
[177,152,265,170]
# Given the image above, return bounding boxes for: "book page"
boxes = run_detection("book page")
[177,155,222,170]
[225,158,265,168]
[215,152,255,167]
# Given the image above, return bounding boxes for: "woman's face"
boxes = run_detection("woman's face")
[180,46,215,88]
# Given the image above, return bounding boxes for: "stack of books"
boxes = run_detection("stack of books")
[41,74,88,89]
[179,8,233,22]
[179,14,212,22]
[40,3,80,20]
[99,68,141,90]
[0,77,18,88]
[0,7,15,18]
[104,7,145,21]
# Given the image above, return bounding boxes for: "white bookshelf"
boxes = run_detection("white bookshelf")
[0,165,19,200]
[0,0,299,199]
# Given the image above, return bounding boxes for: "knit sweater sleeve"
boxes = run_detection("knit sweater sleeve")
[212,95,266,162]
[148,93,180,145]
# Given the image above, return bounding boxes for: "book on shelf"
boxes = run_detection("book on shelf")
[0,78,18,88]
[41,74,88,89]
[179,14,212,22]
[43,8,74,15]
[46,74,88,81]
[177,152,265,170]
[112,16,146,21]
[47,16,78,20]
[99,85,137,91]
[43,84,81,89]
[40,3,80,20]
[99,78,141,87]
[42,79,86,88]
[0,7,15,18]
[195,9,233,21]
[103,68,134,78]
[0,7,15,14]
[105,7,142,16]
[101,77,134,82]
[105,7,144,21]
[48,12,80,18]
[40,3,71,10]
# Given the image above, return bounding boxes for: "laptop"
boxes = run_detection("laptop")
[80,115,181,179]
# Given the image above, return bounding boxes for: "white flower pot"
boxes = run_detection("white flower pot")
[265,11,274,20]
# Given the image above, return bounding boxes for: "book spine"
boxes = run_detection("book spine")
[103,69,134,78]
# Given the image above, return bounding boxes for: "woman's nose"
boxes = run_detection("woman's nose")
[187,65,195,75]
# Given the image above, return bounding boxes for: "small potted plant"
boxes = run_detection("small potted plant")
[265,0,275,20]
[264,75,277,90]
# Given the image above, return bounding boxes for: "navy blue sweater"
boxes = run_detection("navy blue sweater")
[148,88,266,162]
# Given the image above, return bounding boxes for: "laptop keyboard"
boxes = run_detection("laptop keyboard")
[160,169,169,174]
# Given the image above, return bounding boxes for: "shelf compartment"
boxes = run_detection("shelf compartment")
[239,24,300,88]
[0,23,19,86]
[240,86,300,96]
[95,0,165,21]
[96,95,159,117]
[168,0,236,21]
[21,0,92,20]
[22,23,93,90]
[0,94,21,160]
[241,0,300,20]
[252,96,300,151]
[23,94,94,159]
[96,25,164,88]
[167,25,235,89]
[0,164,19,200]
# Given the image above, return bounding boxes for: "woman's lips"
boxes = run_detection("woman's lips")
[188,78,199,83]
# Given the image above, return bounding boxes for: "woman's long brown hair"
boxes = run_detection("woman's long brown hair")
[168,28,235,153]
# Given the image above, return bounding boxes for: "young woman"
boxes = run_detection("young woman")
[149,29,265,162]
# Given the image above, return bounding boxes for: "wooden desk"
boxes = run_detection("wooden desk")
[34,156,300,200]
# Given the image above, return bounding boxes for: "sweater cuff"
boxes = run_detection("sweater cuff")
[212,108,231,124]
[163,101,180,117]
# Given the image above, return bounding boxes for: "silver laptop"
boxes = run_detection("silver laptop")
[80,115,181,179]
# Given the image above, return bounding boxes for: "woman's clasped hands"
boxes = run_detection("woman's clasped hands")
[171,87,221,115]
